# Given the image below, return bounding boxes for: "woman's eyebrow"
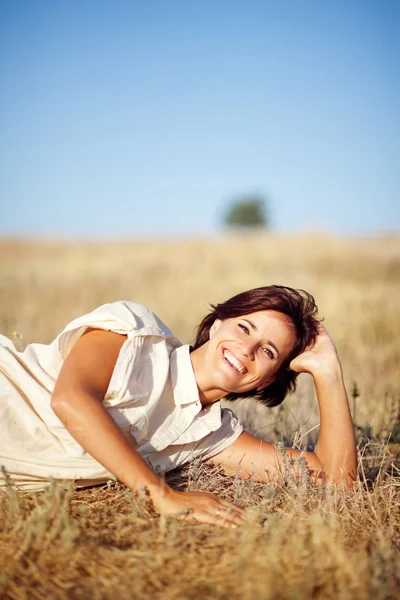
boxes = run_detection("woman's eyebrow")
[242,319,280,357]
[243,318,257,330]
[267,341,280,358]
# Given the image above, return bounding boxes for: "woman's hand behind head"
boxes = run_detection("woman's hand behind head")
[289,325,340,378]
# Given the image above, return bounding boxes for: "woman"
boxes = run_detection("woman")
[0,285,356,527]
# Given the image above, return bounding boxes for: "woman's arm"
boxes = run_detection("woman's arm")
[210,326,357,487]
[51,328,244,527]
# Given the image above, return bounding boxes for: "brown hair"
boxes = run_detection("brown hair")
[193,285,320,407]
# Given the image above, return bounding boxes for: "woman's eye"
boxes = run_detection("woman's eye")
[263,347,274,359]
[238,324,250,335]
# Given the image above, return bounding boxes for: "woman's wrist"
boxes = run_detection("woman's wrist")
[310,357,343,382]
[122,463,173,505]
[138,480,174,506]
[145,482,179,512]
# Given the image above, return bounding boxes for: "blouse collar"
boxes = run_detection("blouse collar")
[170,344,201,406]
[170,344,222,431]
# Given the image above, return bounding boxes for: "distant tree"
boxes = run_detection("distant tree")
[223,195,269,229]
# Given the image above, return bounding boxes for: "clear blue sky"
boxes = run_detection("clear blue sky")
[0,0,399,237]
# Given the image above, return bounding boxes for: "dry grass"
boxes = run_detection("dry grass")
[0,233,399,599]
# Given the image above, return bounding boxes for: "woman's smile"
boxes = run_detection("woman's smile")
[217,340,263,390]
[222,348,248,374]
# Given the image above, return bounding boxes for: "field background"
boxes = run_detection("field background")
[1,233,400,599]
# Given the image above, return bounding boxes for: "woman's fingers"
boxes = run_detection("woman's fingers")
[218,507,246,524]
[209,497,245,515]
[206,500,246,527]
[187,508,244,528]
[214,509,245,527]
[218,498,245,514]
[181,511,237,528]
[157,489,246,528]
[178,501,245,528]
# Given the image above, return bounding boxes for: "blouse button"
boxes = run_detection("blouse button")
[132,426,138,432]
[155,465,161,473]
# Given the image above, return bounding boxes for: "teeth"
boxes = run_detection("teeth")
[223,349,246,373]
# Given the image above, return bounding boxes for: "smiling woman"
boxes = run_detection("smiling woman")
[0,285,357,527]
[192,286,319,406]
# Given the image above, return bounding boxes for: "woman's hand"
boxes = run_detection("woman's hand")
[289,325,341,378]
[151,487,245,528]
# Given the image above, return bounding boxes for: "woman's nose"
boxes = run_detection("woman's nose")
[241,340,257,359]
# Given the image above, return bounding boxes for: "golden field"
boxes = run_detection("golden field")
[1,233,399,599]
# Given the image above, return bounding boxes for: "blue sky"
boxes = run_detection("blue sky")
[0,0,399,237]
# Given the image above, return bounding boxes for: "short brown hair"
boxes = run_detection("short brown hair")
[193,285,320,407]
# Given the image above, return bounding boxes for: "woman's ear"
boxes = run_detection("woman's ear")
[209,319,222,339]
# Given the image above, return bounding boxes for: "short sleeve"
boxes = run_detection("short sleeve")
[55,301,177,361]
[147,408,244,474]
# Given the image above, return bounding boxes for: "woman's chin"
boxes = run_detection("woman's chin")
[215,376,254,396]
[211,359,261,395]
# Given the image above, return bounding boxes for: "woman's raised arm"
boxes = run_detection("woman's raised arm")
[210,326,357,488]
[51,329,245,527]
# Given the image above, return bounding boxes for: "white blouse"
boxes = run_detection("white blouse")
[0,301,243,491]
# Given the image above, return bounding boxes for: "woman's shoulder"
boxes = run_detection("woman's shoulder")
[54,300,182,362]
[88,301,175,336]
[58,301,178,344]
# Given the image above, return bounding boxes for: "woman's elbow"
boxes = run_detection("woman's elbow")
[50,393,73,418]
[331,468,357,490]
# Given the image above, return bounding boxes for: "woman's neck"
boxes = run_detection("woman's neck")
[189,345,225,407]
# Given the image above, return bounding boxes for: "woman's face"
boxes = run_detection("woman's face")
[203,310,296,395]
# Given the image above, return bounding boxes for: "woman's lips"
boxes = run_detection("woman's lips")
[223,348,247,374]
